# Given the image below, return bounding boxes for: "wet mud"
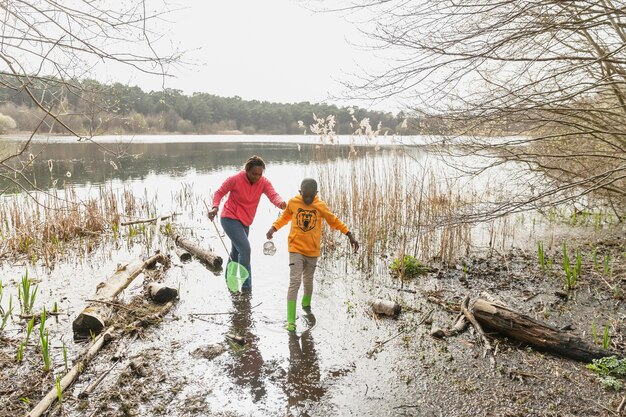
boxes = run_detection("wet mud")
[1,228,624,417]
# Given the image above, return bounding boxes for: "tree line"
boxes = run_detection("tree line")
[0,78,424,136]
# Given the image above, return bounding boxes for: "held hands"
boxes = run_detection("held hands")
[279,201,287,210]
[208,206,218,221]
[266,226,277,240]
[346,232,359,253]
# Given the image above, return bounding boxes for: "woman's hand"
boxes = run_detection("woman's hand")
[279,201,287,210]
[208,206,218,221]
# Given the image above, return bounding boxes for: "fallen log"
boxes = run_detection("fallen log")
[462,296,495,368]
[72,253,166,336]
[29,300,177,417]
[147,283,178,303]
[26,328,115,417]
[173,233,222,269]
[471,298,617,363]
[120,213,177,226]
[445,313,468,337]
[175,248,192,262]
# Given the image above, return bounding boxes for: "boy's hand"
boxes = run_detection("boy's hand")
[346,232,359,253]
[266,226,277,240]
[279,201,287,210]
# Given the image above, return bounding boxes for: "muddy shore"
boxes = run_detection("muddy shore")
[1,229,624,417]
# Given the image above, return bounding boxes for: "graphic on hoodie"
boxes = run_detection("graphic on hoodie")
[296,208,317,232]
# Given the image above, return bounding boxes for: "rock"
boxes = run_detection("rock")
[372,299,401,317]
[554,291,569,300]
[430,326,446,338]
[191,344,226,361]
[129,358,146,377]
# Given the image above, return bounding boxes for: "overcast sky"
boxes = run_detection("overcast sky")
[101,0,393,111]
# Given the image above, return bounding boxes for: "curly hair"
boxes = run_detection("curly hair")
[244,155,266,171]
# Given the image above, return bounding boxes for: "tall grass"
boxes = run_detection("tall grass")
[18,271,37,316]
[55,374,63,404]
[25,316,35,344]
[0,185,153,265]
[39,309,51,372]
[603,323,611,350]
[537,241,546,272]
[0,280,12,331]
[562,241,580,290]
[604,254,612,276]
[317,149,481,269]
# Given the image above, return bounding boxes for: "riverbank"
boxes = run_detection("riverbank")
[0,226,624,417]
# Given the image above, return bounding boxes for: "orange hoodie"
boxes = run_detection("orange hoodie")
[272,195,349,257]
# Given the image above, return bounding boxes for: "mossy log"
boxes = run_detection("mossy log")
[471,298,617,363]
[72,253,166,336]
[173,233,222,269]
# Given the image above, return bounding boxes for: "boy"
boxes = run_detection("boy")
[266,178,359,331]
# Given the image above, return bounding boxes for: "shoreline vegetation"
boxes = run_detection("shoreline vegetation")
[0,80,424,137]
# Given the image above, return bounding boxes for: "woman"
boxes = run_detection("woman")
[209,155,286,289]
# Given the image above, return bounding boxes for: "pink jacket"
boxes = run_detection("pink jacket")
[212,171,284,226]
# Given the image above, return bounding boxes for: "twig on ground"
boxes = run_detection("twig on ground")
[617,395,625,415]
[460,295,495,369]
[85,299,132,311]
[591,398,618,416]
[366,308,434,358]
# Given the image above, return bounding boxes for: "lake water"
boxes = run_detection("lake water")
[0,134,593,416]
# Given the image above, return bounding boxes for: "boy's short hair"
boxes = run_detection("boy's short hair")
[300,178,318,190]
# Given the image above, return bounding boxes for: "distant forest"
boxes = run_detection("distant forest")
[0,79,427,136]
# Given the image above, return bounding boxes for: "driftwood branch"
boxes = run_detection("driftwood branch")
[172,233,222,270]
[175,248,192,262]
[120,213,177,226]
[367,308,434,357]
[72,253,166,336]
[470,298,617,363]
[78,358,119,399]
[461,296,495,368]
[28,297,177,416]
[147,283,178,303]
[445,313,468,337]
[26,328,115,417]
[124,300,176,331]
[617,396,625,415]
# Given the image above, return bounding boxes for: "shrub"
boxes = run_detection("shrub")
[176,119,194,134]
[390,254,430,278]
[587,356,626,391]
[0,113,17,133]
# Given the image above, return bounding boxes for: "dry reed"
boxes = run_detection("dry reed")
[316,148,477,271]
[0,186,152,266]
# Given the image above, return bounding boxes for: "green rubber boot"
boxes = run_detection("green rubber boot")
[301,294,312,308]
[286,300,296,332]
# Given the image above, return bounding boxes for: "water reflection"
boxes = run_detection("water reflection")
[0,139,392,191]
[285,312,325,416]
[225,291,267,402]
